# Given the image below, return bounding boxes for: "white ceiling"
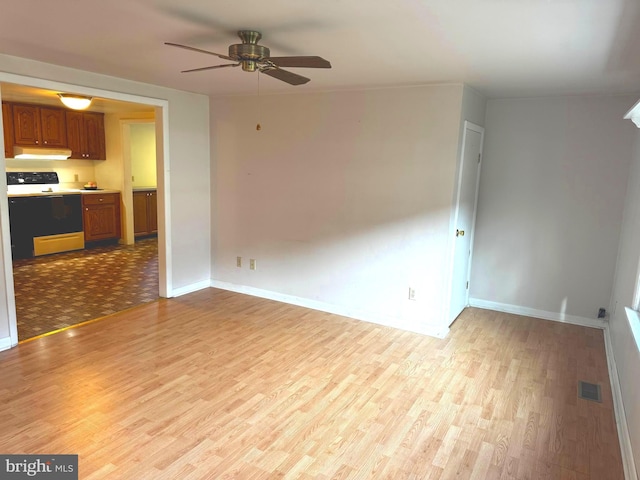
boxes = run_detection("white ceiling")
[0,0,639,99]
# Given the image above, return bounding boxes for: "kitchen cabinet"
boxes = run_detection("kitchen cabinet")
[2,103,13,158]
[12,104,67,147]
[83,193,121,242]
[133,190,158,237]
[66,111,106,160]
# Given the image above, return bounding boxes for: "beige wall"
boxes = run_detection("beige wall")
[211,85,464,336]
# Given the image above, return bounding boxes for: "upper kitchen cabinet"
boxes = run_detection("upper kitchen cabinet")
[12,104,67,147]
[66,111,106,160]
[2,103,14,158]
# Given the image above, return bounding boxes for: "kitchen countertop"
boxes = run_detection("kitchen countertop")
[133,187,157,192]
[8,189,121,198]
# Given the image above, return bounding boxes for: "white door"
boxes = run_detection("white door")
[448,121,484,325]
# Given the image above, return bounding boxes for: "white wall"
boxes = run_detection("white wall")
[609,132,640,474]
[470,95,637,320]
[0,53,211,345]
[211,85,465,335]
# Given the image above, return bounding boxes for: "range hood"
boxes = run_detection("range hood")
[13,146,72,160]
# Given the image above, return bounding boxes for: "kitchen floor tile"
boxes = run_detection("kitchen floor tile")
[12,237,158,341]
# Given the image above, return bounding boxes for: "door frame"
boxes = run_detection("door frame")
[445,120,485,326]
[121,119,157,246]
[0,73,172,347]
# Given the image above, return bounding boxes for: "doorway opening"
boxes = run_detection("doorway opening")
[0,78,170,344]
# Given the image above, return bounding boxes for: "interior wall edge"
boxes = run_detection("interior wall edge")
[211,280,451,339]
[468,298,606,329]
[604,323,639,480]
[0,336,13,352]
[171,280,212,298]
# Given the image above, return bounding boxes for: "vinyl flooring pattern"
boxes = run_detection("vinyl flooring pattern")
[0,289,625,479]
[12,237,158,341]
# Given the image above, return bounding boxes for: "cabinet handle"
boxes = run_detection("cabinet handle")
[43,140,47,144]
[35,140,39,144]
[85,208,88,211]
[99,198,103,202]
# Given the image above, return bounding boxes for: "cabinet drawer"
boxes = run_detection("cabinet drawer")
[82,193,117,205]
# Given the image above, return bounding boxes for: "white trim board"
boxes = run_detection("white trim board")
[170,280,211,298]
[211,280,450,339]
[0,336,14,352]
[468,298,606,329]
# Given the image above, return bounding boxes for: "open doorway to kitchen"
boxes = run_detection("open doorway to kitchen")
[0,79,170,343]
[122,120,159,245]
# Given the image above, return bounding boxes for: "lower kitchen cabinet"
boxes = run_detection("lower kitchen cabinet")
[133,190,157,237]
[83,193,121,242]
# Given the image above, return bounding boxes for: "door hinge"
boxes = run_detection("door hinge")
[466,281,469,289]
[478,153,481,163]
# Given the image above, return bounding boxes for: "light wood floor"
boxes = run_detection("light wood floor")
[0,288,624,479]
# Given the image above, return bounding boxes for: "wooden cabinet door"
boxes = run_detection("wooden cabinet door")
[133,191,158,236]
[83,112,105,159]
[39,107,67,147]
[65,111,85,159]
[83,193,121,241]
[12,104,40,145]
[148,191,158,234]
[2,103,14,158]
[84,204,118,241]
[66,111,106,160]
[133,192,149,236]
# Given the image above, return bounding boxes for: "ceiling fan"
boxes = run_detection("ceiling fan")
[165,30,331,86]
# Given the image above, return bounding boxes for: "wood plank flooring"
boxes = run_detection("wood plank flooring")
[0,288,624,479]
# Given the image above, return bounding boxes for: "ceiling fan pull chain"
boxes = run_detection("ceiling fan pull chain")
[256,71,262,131]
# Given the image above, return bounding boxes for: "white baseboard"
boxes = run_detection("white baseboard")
[0,336,15,352]
[604,324,638,480]
[210,280,450,339]
[170,280,211,298]
[468,298,606,329]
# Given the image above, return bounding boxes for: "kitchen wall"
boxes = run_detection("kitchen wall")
[5,159,97,188]
[0,53,211,348]
[130,122,157,188]
[211,84,467,336]
[470,95,637,321]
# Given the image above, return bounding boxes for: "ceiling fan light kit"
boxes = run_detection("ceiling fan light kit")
[166,30,331,86]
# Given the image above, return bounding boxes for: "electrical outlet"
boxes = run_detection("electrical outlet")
[236,256,242,268]
[74,174,79,182]
[408,287,416,301]
[250,259,256,270]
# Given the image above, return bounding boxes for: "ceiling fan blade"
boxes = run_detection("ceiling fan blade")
[261,68,310,86]
[267,56,331,69]
[165,42,235,62]
[181,64,240,73]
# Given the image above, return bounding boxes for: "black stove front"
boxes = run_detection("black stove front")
[7,172,83,259]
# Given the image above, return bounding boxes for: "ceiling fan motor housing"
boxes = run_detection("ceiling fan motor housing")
[229,30,269,72]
